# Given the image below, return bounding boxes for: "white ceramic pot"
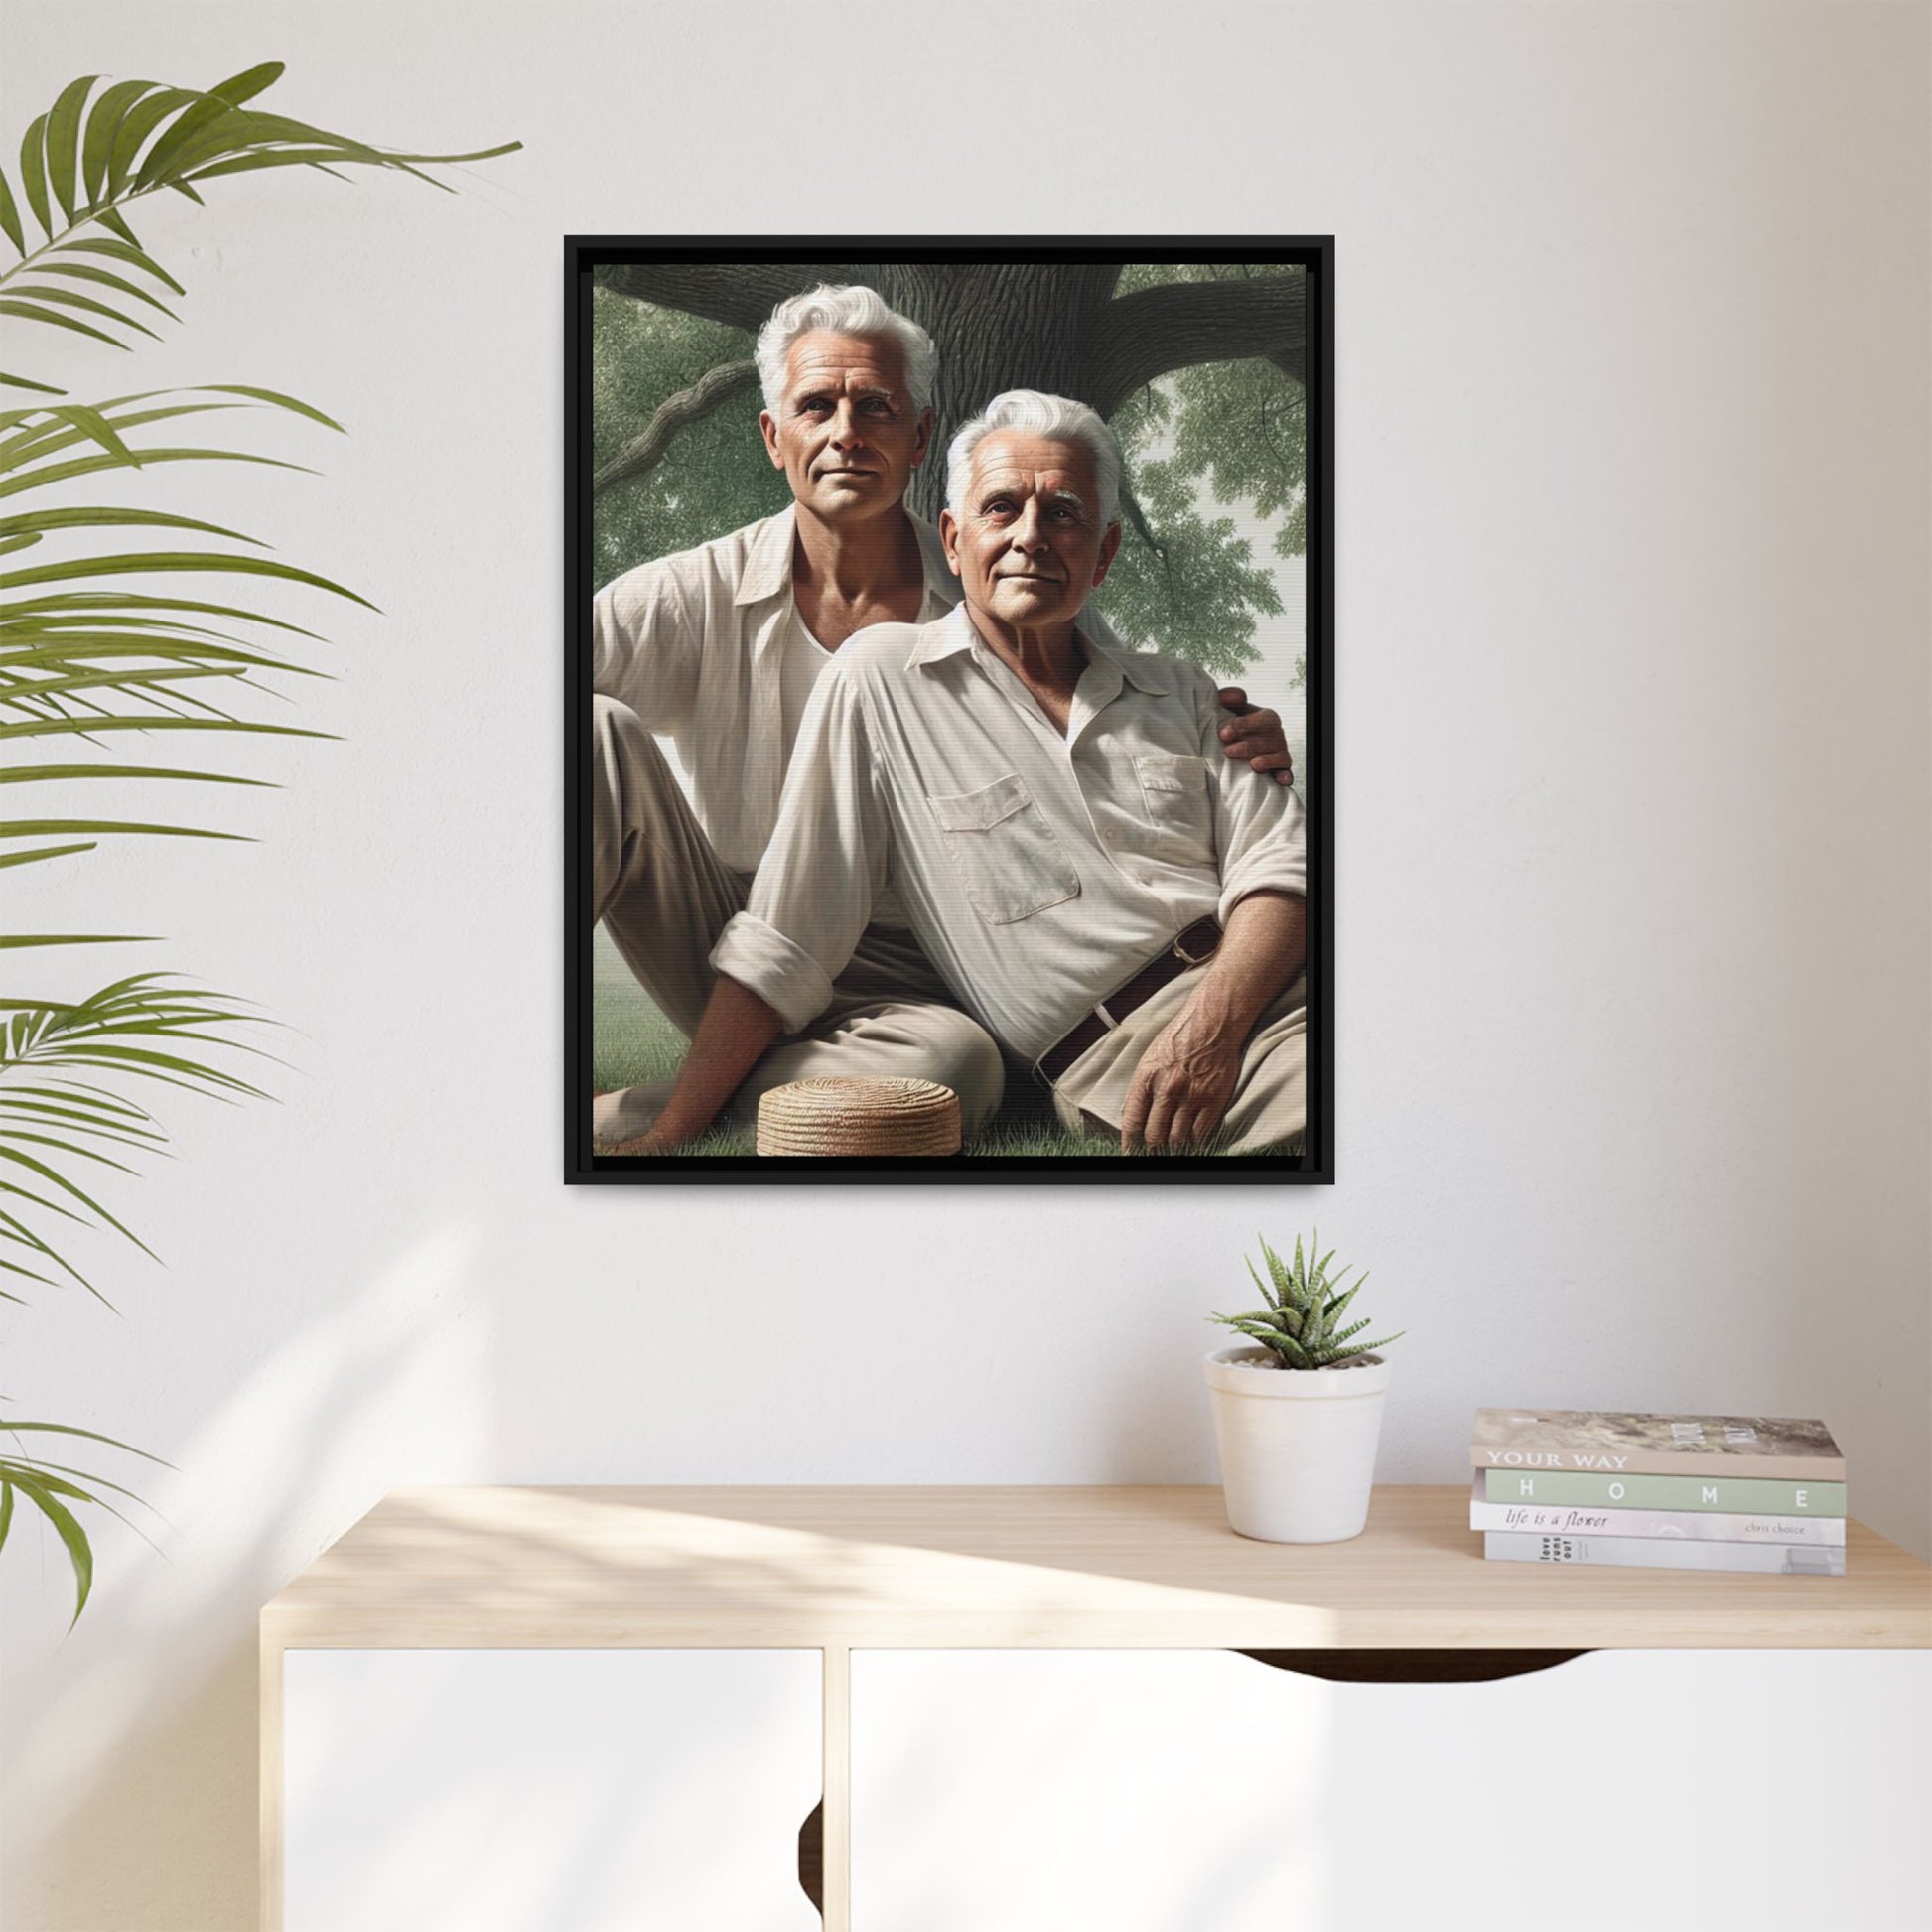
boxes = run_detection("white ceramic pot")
[1203,1346,1392,1543]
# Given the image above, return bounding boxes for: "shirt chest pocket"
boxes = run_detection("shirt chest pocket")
[926,774,1081,926]
[1134,752,1215,863]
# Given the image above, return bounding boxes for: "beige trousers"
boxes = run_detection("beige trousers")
[591,697,1005,1144]
[1044,966,1308,1154]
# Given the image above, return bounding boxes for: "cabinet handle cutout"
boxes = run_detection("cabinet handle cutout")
[797,1796,824,1917]
[1236,1648,1589,1684]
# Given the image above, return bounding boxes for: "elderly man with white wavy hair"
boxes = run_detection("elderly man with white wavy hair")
[591,286,1292,1149]
[634,389,1309,1155]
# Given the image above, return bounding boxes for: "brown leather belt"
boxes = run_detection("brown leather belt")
[1035,917,1222,1083]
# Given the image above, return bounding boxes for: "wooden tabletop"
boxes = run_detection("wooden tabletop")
[260,1484,1932,1651]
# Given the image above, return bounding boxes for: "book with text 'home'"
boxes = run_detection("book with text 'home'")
[1484,1531,1845,1577]
[1469,1408,1844,1481]
[1481,1469,1846,1515]
[1466,1477,1846,1545]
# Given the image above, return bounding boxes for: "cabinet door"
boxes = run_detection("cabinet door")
[284,1648,821,1932]
[851,1648,1931,1932]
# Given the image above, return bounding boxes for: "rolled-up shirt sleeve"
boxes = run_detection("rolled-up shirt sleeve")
[1197,676,1307,927]
[711,659,890,1033]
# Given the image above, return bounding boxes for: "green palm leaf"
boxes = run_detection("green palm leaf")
[0,1417,170,1620]
[2,62,515,1623]
[3,1457,152,1511]
[102,89,200,201]
[0,168,25,255]
[0,548,378,605]
[79,80,157,207]
[17,116,53,239]
[0,932,158,948]
[0,842,96,870]
[6,635,303,673]
[0,504,262,544]
[206,62,288,107]
[0,394,351,863]
[0,445,316,500]
[0,298,124,348]
[36,260,180,319]
[1,384,342,467]
[4,1474,93,1621]
[194,383,345,429]
[1,816,248,842]
[61,237,185,294]
[6,280,162,339]
[0,716,327,745]
[3,64,519,388]
[5,399,141,465]
[0,763,275,796]
[132,98,248,191]
[42,76,99,227]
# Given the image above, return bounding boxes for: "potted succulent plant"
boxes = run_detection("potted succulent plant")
[1204,1235,1403,1544]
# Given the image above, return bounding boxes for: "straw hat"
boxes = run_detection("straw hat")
[756,1076,960,1157]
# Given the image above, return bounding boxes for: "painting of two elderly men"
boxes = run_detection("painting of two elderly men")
[571,250,1328,1175]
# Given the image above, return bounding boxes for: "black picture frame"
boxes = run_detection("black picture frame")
[565,239,1334,1183]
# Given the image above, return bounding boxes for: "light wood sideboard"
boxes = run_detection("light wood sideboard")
[261,1484,1932,1930]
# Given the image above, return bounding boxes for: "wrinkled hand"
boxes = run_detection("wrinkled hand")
[1120,1006,1244,1152]
[1215,686,1295,786]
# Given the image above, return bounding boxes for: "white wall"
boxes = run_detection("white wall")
[5,3,1927,1927]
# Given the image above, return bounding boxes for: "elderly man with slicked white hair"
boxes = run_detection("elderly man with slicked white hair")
[632,390,1309,1155]
[591,287,1292,1149]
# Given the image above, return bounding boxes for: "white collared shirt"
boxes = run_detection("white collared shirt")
[713,605,1307,1063]
[591,504,958,875]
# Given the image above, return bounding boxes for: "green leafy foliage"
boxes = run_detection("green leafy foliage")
[1092,263,1305,679]
[1211,1233,1403,1370]
[0,61,515,1619]
[1112,265,1307,569]
[590,288,787,591]
[1093,398,1284,678]
[1167,356,1307,564]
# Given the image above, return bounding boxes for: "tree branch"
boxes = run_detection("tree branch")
[594,359,760,495]
[1120,476,1167,565]
[597,263,852,333]
[1090,274,1307,417]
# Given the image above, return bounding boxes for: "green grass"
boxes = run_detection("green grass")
[590,930,1296,1161]
[592,930,691,1092]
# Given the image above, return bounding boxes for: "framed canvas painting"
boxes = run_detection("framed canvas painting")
[565,241,1332,1182]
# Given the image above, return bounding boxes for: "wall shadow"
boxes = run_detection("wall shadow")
[14,1639,257,1932]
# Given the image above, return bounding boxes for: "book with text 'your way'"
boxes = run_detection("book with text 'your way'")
[1470,1409,1844,1481]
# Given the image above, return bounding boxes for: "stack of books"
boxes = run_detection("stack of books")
[1469,1408,1846,1576]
